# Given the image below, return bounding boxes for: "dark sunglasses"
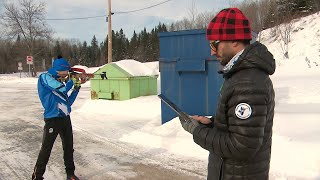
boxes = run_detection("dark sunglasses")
[209,40,220,50]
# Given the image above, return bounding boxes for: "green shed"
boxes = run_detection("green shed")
[90,60,158,100]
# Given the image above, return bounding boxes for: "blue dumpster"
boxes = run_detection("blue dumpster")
[159,29,224,124]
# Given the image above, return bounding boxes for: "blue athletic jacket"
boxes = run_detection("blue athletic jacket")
[38,68,79,119]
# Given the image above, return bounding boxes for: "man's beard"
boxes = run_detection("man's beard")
[220,54,234,66]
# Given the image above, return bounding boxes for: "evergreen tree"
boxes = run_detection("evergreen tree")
[16,35,21,42]
[100,38,108,65]
[111,30,121,62]
[53,41,62,57]
[169,23,175,32]
[292,0,314,13]
[119,29,127,60]
[128,31,138,59]
[91,35,99,66]
[112,30,120,61]
[12,35,23,65]
[79,41,88,65]
[276,0,314,18]
[138,27,149,62]
[161,23,168,32]
[149,28,158,61]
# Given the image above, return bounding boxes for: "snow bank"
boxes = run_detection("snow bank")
[259,12,320,179]
[0,74,37,83]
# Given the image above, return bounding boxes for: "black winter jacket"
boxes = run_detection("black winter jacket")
[193,42,276,180]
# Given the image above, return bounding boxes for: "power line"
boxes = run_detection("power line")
[113,0,172,14]
[45,0,173,21]
[46,15,107,21]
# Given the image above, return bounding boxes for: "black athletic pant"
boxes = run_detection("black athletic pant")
[32,116,75,179]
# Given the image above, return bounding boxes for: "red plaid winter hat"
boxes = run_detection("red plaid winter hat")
[206,8,252,41]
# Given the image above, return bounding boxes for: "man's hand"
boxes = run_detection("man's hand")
[179,114,200,134]
[190,115,212,124]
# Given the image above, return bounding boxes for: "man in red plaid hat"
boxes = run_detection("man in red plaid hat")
[178,8,275,180]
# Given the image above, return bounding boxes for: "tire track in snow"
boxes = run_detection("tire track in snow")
[72,125,206,178]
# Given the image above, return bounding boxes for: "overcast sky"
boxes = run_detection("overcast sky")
[2,0,239,43]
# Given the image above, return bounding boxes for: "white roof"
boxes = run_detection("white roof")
[113,59,158,76]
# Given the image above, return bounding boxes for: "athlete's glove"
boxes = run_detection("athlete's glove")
[72,77,81,91]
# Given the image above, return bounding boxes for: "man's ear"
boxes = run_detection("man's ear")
[231,41,239,47]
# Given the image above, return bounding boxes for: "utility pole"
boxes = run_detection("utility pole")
[108,0,112,63]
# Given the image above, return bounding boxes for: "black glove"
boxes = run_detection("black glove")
[179,113,200,134]
[73,84,81,91]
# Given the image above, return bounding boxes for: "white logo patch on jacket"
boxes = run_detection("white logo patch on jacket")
[49,128,54,133]
[235,103,252,119]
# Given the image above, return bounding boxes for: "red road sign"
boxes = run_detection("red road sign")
[26,56,33,64]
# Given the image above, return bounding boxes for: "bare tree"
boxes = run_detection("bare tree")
[229,0,239,7]
[239,0,286,33]
[0,0,53,74]
[195,11,214,29]
[187,0,198,29]
[273,15,294,59]
[168,9,215,31]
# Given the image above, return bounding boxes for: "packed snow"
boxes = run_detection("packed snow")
[1,12,320,180]
[114,59,159,76]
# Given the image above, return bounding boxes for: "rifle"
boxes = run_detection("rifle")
[69,67,94,84]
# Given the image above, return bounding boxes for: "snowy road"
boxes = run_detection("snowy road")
[2,12,320,180]
[0,81,205,180]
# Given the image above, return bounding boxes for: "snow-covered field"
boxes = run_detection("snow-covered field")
[0,12,320,180]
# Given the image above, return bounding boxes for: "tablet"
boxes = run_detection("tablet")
[158,94,192,121]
